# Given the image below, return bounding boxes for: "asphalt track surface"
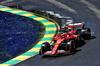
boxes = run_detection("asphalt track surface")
[0,0,100,66]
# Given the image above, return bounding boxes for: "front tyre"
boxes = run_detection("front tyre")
[66,40,76,52]
[39,42,51,55]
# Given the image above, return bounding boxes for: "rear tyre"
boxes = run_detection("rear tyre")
[81,28,91,39]
[75,29,81,35]
[39,42,51,55]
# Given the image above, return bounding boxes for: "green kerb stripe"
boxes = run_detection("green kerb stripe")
[39,20,50,23]
[21,52,38,56]
[41,37,52,41]
[28,15,39,18]
[15,12,29,15]
[45,25,57,28]
[4,9,18,12]
[45,31,56,34]
[2,60,21,65]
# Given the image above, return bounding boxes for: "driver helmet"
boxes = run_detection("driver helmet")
[62,33,67,37]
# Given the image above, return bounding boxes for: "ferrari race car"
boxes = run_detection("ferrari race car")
[39,22,91,56]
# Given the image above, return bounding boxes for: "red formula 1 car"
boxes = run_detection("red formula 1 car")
[39,22,91,56]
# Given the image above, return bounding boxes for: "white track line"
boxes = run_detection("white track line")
[46,0,77,14]
[0,0,13,4]
[80,0,100,19]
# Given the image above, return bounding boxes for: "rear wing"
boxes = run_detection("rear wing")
[65,22,85,28]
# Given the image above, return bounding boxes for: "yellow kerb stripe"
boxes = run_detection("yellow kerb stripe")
[28,48,40,52]
[44,34,55,37]
[33,17,45,20]
[10,11,23,13]
[21,14,34,16]
[37,41,51,44]
[46,28,57,31]
[0,64,10,66]
[43,22,55,25]
[0,8,12,11]
[12,56,30,60]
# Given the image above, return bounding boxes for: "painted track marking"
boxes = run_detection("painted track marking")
[46,0,77,14]
[80,0,100,19]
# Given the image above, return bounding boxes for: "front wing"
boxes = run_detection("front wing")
[43,50,70,56]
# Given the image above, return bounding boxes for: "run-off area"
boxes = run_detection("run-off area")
[0,11,44,63]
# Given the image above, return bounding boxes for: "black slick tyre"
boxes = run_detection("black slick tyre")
[66,40,76,52]
[39,42,51,55]
[81,28,91,39]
